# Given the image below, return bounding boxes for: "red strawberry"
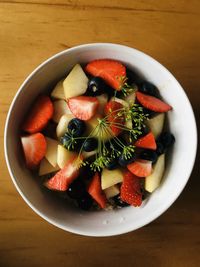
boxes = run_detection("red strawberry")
[68,96,99,121]
[88,172,107,209]
[104,101,125,136]
[45,156,82,191]
[127,159,152,177]
[85,59,126,91]
[120,171,142,207]
[135,132,157,150]
[21,133,46,169]
[23,95,54,134]
[136,91,172,112]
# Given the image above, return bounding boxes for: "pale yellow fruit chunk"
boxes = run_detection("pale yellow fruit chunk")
[51,79,65,100]
[56,114,75,139]
[101,168,123,190]
[104,185,120,199]
[45,137,59,167]
[52,100,72,123]
[39,158,60,176]
[57,145,76,169]
[146,113,165,139]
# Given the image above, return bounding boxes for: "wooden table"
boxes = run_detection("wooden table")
[0,1,199,266]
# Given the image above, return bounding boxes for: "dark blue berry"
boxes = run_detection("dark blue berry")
[60,133,81,151]
[106,159,118,170]
[156,142,165,155]
[87,77,108,96]
[140,150,158,164]
[77,193,93,210]
[67,179,86,199]
[118,153,135,167]
[113,195,130,207]
[126,68,143,86]
[138,81,159,97]
[142,107,157,118]
[83,138,98,152]
[68,118,85,137]
[158,132,175,149]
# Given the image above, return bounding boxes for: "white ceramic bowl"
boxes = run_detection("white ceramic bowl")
[4,43,197,236]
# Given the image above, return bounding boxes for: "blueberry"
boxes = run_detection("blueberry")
[60,133,81,151]
[67,179,86,199]
[106,159,118,170]
[126,68,143,86]
[118,153,135,167]
[156,141,165,155]
[80,165,95,181]
[142,107,157,118]
[138,81,159,97]
[77,193,93,211]
[68,118,85,137]
[140,150,158,164]
[158,132,175,149]
[87,77,107,96]
[113,195,130,207]
[83,138,98,152]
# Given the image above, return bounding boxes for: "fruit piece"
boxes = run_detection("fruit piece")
[156,142,165,156]
[101,168,123,190]
[140,150,158,164]
[45,137,59,167]
[21,133,46,169]
[77,193,93,210]
[63,64,89,99]
[96,94,108,115]
[68,96,99,121]
[136,91,172,112]
[104,101,125,136]
[51,79,65,100]
[127,159,152,177]
[68,118,86,137]
[110,97,129,108]
[135,132,157,150]
[157,132,175,150]
[60,133,81,151]
[82,150,96,159]
[145,154,165,192]
[118,153,135,167]
[126,68,143,85]
[104,185,120,199]
[45,156,82,191]
[88,172,107,208]
[87,77,106,96]
[52,100,72,123]
[82,138,98,152]
[56,114,75,139]
[120,171,142,206]
[22,96,53,134]
[67,179,86,199]
[57,144,76,169]
[146,113,165,139]
[86,114,111,141]
[85,59,126,90]
[105,159,118,170]
[39,158,60,176]
[123,90,137,105]
[138,81,159,97]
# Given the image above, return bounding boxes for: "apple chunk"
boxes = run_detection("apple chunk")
[57,145,76,169]
[63,64,89,99]
[146,113,165,139]
[145,154,165,193]
[101,168,123,190]
[52,100,72,123]
[56,114,75,139]
[45,137,59,167]
[51,79,65,100]
[104,185,120,199]
[39,158,60,176]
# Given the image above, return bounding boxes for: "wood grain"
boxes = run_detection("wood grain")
[0,1,200,266]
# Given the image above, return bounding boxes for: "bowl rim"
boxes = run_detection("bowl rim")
[4,43,198,236]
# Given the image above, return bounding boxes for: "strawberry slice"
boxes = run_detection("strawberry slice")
[68,96,99,121]
[127,159,152,177]
[120,171,142,207]
[88,172,107,209]
[85,59,126,91]
[135,132,157,150]
[104,101,125,136]
[21,133,46,169]
[45,156,82,191]
[23,95,54,134]
[136,91,172,112]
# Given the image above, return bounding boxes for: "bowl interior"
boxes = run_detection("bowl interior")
[5,44,197,236]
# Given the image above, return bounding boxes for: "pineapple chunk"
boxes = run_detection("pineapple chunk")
[63,64,88,99]
[145,154,165,193]
[57,145,76,169]
[52,100,72,123]
[101,168,123,190]
[39,158,60,176]
[146,113,165,139]
[104,185,120,199]
[45,137,59,167]
[51,79,65,100]
[56,114,75,139]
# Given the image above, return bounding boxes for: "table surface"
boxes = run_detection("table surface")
[0,1,200,267]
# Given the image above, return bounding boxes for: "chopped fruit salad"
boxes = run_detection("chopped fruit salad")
[21,59,175,211]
